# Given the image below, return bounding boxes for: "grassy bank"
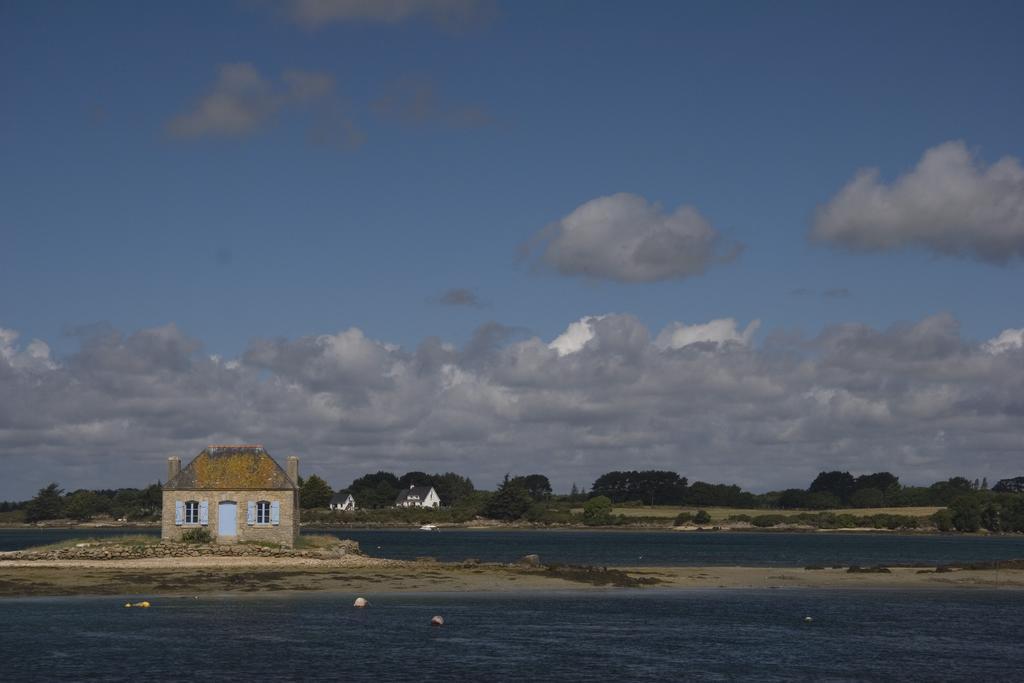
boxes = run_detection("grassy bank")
[585,505,943,522]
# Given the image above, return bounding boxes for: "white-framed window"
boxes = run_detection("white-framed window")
[184,500,200,525]
[256,500,271,525]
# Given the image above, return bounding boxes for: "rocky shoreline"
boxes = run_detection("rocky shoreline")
[0,539,362,562]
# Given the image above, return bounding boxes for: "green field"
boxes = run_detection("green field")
[571,505,942,522]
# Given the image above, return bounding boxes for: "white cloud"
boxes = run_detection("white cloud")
[984,328,1024,354]
[655,318,760,350]
[0,328,57,371]
[529,193,737,283]
[548,315,606,356]
[812,141,1024,263]
[2,314,1024,498]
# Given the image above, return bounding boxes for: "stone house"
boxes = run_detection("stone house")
[162,445,300,547]
[394,485,441,508]
[329,492,356,511]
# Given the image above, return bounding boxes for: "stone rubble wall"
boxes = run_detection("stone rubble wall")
[2,539,360,561]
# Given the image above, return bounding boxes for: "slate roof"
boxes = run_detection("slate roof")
[330,492,354,505]
[164,445,297,491]
[395,485,434,504]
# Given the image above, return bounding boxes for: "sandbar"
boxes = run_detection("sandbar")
[1,556,1022,597]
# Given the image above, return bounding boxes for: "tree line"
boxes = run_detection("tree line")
[1,483,162,523]
[7,469,1022,527]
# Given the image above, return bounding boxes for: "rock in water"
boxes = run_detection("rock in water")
[518,554,541,567]
[431,615,444,626]
[353,597,369,608]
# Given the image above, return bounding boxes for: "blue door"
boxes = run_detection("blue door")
[218,501,237,537]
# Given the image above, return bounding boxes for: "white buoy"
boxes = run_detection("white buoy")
[353,597,369,608]
[431,615,444,626]
[803,616,813,623]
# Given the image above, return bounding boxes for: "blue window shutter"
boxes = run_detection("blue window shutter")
[271,500,281,525]
[247,501,256,525]
[174,501,183,525]
[199,500,209,525]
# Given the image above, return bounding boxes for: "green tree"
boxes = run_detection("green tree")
[932,509,954,532]
[849,488,885,508]
[928,477,975,505]
[64,490,105,521]
[808,471,856,504]
[591,470,687,505]
[684,482,757,508]
[980,502,1002,532]
[853,472,900,503]
[300,474,334,509]
[348,471,400,509]
[582,496,614,525]
[777,489,809,509]
[24,483,65,522]
[431,472,475,506]
[510,474,552,501]
[482,475,533,521]
[398,471,434,489]
[138,483,162,518]
[693,509,712,525]
[948,494,983,532]
[805,492,842,510]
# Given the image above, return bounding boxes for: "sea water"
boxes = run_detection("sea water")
[2,590,1022,681]
[8,528,1024,567]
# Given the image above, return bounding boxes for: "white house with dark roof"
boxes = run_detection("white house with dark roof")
[394,485,441,508]
[329,492,356,511]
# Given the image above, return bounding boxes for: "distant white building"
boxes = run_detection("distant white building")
[329,492,356,511]
[395,485,441,508]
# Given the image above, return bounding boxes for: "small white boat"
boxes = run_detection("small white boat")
[419,524,438,531]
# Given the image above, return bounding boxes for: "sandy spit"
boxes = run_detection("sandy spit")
[1,557,1023,597]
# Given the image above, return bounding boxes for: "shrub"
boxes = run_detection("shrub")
[582,496,614,526]
[673,512,694,526]
[181,527,212,544]
[933,509,954,532]
[693,510,712,525]
[751,514,788,528]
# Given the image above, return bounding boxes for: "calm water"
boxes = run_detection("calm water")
[2,590,1022,681]
[4,528,1024,566]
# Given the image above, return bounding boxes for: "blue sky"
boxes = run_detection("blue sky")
[1,1,1023,497]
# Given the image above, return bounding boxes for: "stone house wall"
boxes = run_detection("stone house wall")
[161,489,299,547]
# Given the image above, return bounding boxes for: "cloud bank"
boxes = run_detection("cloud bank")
[528,193,739,283]
[812,141,1024,263]
[2,314,1023,499]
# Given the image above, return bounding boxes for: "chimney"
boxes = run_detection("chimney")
[167,456,181,481]
[287,456,299,485]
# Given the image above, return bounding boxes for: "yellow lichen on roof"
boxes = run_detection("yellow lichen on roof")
[167,446,296,490]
